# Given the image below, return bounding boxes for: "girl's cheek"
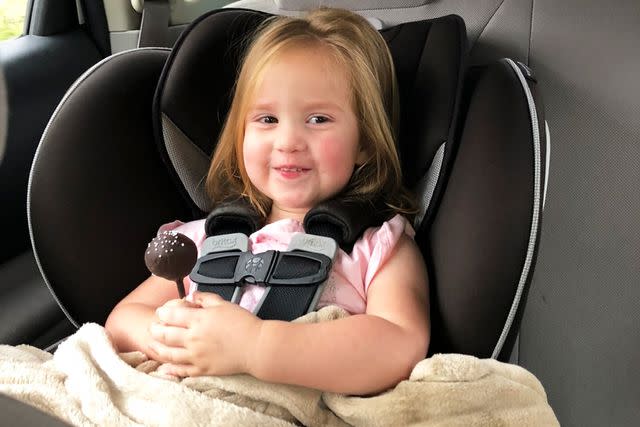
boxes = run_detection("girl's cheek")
[242,134,258,162]
[319,138,357,173]
[243,134,271,186]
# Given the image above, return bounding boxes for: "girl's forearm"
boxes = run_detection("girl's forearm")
[104,303,156,353]
[248,314,428,395]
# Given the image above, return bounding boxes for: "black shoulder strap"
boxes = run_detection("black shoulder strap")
[205,197,389,252]
[304,198,390,252]
[205,198,263,237]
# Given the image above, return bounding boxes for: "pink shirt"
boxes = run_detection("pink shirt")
[159,214,414,314]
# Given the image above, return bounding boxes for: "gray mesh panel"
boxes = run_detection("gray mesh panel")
[413,142,445,229]
[162,113,213,212]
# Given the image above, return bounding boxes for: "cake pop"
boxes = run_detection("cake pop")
[144,231,197,298]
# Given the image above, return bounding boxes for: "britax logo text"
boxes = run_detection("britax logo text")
[210,237,239,250]
[302,237,325,250]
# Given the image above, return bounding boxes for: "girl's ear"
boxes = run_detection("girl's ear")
[355,146,368,166]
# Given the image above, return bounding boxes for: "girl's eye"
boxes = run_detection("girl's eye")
[258,116,278,124]
[308,115,329,124]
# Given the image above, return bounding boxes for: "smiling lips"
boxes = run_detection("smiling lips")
[274,165,310,178]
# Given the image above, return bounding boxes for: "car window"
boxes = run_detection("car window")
[0,0,28,41]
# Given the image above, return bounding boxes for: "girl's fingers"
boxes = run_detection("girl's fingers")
[163,298,198,308]
[147,340,192,365]
[157,363,202,378]
[155,305,199,327]
[149,322,186,347]
[191,291,225,308]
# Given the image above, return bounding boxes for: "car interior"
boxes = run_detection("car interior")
[0,1,638,426]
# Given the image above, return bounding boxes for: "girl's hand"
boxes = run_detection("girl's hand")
[147,291,262,377]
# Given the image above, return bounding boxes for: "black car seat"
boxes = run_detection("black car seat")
[28,7,546,361]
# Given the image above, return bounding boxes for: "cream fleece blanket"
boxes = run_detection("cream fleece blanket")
[0,306,558,426]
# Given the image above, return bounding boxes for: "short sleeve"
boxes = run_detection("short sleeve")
[350,214,414,293]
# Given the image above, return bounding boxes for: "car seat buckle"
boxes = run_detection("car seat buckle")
[190,233,337,320]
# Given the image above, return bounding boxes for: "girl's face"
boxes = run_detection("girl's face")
[243,46,366,222]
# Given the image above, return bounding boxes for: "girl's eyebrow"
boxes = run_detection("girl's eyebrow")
[248,101,276,111]
[249,100,346,112]
[303,101,346,112]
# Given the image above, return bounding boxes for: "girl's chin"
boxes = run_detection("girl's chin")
[271,200,315,216]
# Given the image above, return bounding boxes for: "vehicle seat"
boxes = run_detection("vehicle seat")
[28,6,547,361]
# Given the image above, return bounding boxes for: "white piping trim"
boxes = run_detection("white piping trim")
[26,48,171,327]
[491,58,542,359]
[543,121,550,210]
[44,335,71,353]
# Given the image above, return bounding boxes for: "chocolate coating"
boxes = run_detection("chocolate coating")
[144,231,197,281]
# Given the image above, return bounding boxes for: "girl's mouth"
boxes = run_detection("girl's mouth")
[275,166,310,178]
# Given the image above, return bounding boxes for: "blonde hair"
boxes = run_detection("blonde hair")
[206,8,416,219]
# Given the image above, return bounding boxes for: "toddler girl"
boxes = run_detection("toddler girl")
[106,7,429,396]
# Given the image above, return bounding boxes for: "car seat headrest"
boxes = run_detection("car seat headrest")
[274,1,435,11]
[154,9,466,226]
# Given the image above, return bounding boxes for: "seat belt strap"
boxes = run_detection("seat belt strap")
[137,0,171,48]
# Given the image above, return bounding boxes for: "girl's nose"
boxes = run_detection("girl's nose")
[274,122,305,152]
